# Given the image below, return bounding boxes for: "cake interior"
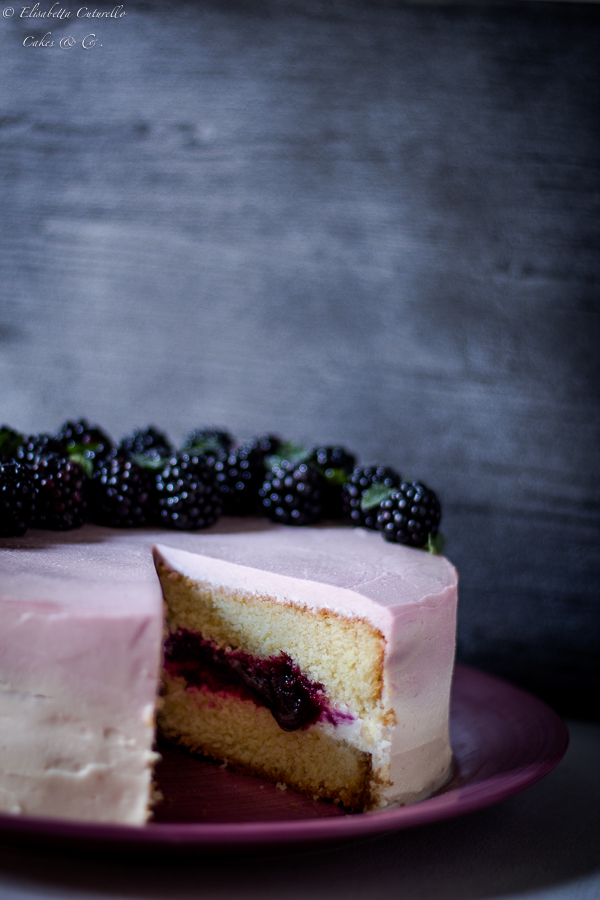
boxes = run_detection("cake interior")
[156,558,392,812]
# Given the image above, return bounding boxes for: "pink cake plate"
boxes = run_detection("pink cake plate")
[0,664,568,853]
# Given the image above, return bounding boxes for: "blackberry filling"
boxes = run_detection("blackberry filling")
[164,629,349,732]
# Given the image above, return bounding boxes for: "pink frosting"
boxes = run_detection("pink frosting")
[153,522,457,640]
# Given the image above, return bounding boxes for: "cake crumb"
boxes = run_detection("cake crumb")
[276,782,287,791]
[219,759,229,769]
[150,785,164,805]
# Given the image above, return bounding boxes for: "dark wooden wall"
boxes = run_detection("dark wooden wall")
[1,0,599,715]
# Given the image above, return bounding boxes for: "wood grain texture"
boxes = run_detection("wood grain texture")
[0,0,598,714]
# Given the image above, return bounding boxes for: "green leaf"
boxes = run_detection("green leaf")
[67,439,102,456]
[184,436,225,455]
[360,483,395,511]
[67,451,93,479]
[427,532,446,555]
[0,426,25,458]
[320,466,348,486]
[265,441,310,470]
[130,452,166,471]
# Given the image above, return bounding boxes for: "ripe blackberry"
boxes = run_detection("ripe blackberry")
[308,445,357,518]
[0,426,25,460]
[16,434,64,464]
[342,465,401,529]
[0,460,34,536]
[119,426,173,458]
[209,445,265,515]
[90,455,155,528]
[309,446,356,474]
[376,481,441,548]
[56,419,113,473]
[259,461,325,526]
[181,428,233,456]
[155,453,222,530]
[244,433,282,459]
[29,453,87,531]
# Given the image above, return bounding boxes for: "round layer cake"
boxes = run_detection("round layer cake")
[0,519,457,823]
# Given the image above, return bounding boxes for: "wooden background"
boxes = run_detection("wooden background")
[0,0,598,715]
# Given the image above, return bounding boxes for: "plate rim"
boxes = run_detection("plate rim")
[0,664,569,849]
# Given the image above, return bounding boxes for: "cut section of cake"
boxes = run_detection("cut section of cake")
[154,524,457,812]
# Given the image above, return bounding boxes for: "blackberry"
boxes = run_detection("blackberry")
[89,454,155,528]
[119,426,173,459]
[56,419,113,473]
[0,460,34,536]
[259,461,325,526]
[309,446,356,474]
[244,433,282,459]
[155,453,222,530]
[0,426,25,460]
[29,453,87,531]
[16,434,64,464]
[376,481,441,548]
[209,445,265,515]
[308,445,357,518]
[181,428,233,456]
[342,465,401,529]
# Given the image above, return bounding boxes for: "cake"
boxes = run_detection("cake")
[0,519,457,823]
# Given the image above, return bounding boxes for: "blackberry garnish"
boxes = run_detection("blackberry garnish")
[29,453,87,531]
[89,454,155,527]
[181,428,233,456]
[0,426,25,460]
[244,433,282,459]
[155,453,222,530]
[376,481,441,548]
[0,460,34,537]
[308,445,357,518]
[56,419,113,473]
[16,434,64,464]
[309,446,356,474]
[342,465,401,529]
[119,426,173,459]
[260,461,325,526]
[209,445,265,515]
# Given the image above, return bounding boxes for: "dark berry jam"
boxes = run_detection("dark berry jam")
[164,629,350,732]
